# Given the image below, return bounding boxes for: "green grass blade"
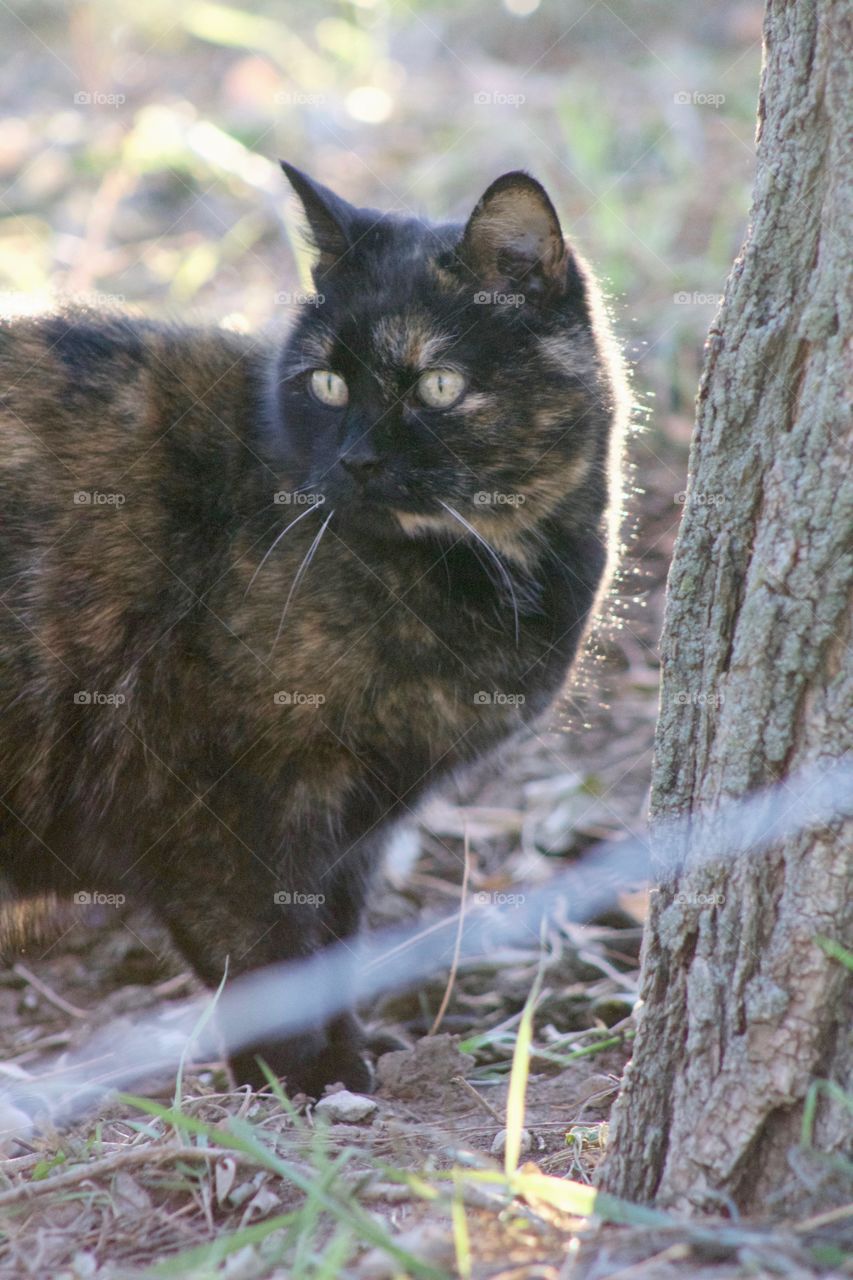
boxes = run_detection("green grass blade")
[504,948,546,1176]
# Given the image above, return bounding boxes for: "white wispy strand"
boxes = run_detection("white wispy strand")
[242,500,324,599]
[270,507,335,654]
[1,762,850,1139]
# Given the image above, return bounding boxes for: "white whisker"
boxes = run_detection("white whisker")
[242,501,323,600]
[270,508,336,655]
[438,500,520,645]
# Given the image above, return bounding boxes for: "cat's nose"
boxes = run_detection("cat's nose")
[339,450,382,479]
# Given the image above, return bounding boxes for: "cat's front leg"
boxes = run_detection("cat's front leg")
[229,829,390,1093]
[147,812,372,1095]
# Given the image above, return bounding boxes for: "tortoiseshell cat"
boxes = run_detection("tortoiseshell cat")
[0,163,626,1094]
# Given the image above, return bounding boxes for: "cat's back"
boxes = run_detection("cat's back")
[0,306,272,583]
[0,306,262,471]
[0,306,272,684]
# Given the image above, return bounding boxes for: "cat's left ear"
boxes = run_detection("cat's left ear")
[280,161,358,280]
[460,172,570,302]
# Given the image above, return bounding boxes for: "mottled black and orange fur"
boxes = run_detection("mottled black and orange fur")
[0,164,626,1094]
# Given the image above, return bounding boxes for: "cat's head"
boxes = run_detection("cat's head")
[272,162,619,559]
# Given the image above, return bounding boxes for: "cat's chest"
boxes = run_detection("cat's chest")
[300,539,556,680]
[267,579,559,756]
[256,637,537,821]
[227,530,572,783]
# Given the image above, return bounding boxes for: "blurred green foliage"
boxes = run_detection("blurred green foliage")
[0,0,763,417]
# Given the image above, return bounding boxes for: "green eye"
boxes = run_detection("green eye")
[310,369,348,407]
[417,368,466,409]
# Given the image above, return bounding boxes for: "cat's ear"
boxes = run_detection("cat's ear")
[460,172,570,301]
[280,161,356,280]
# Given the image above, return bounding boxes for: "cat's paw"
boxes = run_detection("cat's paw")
[230,1014,373,1097]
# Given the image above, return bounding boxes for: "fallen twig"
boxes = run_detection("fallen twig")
[12,965,88,1020]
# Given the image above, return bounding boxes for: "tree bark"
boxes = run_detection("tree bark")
[599,0,852,1216]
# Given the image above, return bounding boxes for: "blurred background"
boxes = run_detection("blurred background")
[1,0,762,414]
[0,0,765,1052]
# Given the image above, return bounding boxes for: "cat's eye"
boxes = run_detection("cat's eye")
[310,369,348,407]
[417,368,466,409]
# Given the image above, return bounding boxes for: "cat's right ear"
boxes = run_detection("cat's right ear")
[280,161,355,280]
[459,171,572,303]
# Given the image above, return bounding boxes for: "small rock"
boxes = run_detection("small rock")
[70,1253,98,1279]
[491,1127,532,1157]
[314,1090,378,1124]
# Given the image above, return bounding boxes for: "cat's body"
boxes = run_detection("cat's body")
[0,166,626,1093]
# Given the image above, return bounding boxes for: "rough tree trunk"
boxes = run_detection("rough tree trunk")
[599,0,852,1216]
